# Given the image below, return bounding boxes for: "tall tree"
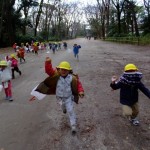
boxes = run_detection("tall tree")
[34,0,44,36]
[143,0,150,18]
[0,0,16,46]
[17,0,38,35]
[111,0,125,35]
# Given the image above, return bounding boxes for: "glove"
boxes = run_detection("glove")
[79,92,84,98]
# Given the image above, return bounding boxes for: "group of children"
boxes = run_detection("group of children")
[29,55,150,135]
[1,41,150,135]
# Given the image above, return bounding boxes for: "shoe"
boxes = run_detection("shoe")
[71,125,77,135]
[19,71,22,76]
[8,97,13,102]
[61,104,67,114]
[4,97,9,100]
[130,118,140,126]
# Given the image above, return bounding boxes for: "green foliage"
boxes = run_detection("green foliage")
[141,16,150,35]
[48,36,60,41]
[15,34,43,45]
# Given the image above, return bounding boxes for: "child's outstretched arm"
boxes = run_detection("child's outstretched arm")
[139,82,150,99]
[110,75,121,90]
[45,57,56,76]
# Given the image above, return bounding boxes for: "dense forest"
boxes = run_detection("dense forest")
[0,0,150,47]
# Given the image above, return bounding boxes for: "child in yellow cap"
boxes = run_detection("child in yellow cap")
[110,64,150,126]
[31,57,84,135]
[0,60,13,101]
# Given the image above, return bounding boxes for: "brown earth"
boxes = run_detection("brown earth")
[0,38,150,150]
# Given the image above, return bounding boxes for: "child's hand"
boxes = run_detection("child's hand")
[29,96,36,102]
[45,57,51,62]
[111,76,118,83]
[79,92,84,98]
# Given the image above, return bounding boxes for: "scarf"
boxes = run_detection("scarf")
[119,72,142,85]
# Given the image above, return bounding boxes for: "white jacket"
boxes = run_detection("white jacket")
[0,67,12,84]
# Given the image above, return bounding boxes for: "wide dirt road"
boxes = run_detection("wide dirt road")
[0,38,150,150]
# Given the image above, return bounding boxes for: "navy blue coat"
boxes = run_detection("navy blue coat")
[110,72,150,106]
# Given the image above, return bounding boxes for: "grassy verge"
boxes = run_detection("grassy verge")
[105,36,150,45]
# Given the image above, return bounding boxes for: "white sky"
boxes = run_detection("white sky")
[40,0,143,6]
[65,0,143,5]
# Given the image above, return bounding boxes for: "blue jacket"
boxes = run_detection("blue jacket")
[110,72,150,106]
[73,45,81,54]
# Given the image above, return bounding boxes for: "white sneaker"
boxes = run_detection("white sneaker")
[71,125,77,135]
[130,118,140,126]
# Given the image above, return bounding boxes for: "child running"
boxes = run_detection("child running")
[73,44,81,60]
[10,54,22,79]
[0,60,13,101]
[31,57,84,135]
[110,64,150,126]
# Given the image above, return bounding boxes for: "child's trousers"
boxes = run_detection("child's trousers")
[122,103,139,119]
[57,96,76,126]
[2,81,12,97]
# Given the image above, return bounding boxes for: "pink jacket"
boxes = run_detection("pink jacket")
[11,58,18,67]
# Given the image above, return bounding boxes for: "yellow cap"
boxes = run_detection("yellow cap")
[10,54,17,59]
[57,61,72,70]
[124,64,138,71]
[0,60,7,66]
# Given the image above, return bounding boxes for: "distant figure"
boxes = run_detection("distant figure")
[12,43,17,52]
[73,44,81,60]
[10,54,22,79]
[17,47,26,63]
[63,42,67,50]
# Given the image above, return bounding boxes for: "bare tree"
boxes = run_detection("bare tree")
[111,0,125,35]
[34,0,44,36]
[143,0,150,18]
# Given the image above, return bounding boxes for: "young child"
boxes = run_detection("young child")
[0,60,13,101]
[73,44,81,60]
[110,64,150,126]
[17,47,26,63]
[10,54,22,79]
[63,42,67,50]
[31,57,84,134]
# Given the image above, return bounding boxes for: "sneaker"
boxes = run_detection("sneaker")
[130,118,140,126]
[4,97,9,100]
[8,97,13,102]
[71,125,77,135]
[61,104,67,114]
[19,71,22,76]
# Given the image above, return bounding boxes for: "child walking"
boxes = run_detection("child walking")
[110,64,150,126]
[0,60,13,101]
[31,57,84,134]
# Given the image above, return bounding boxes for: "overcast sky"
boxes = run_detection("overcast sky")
[65,0,143,5]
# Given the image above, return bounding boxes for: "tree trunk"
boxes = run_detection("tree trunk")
[0,0,5,38]
[34,0,44,37]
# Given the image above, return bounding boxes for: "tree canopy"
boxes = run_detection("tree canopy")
[0,0,149,47]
